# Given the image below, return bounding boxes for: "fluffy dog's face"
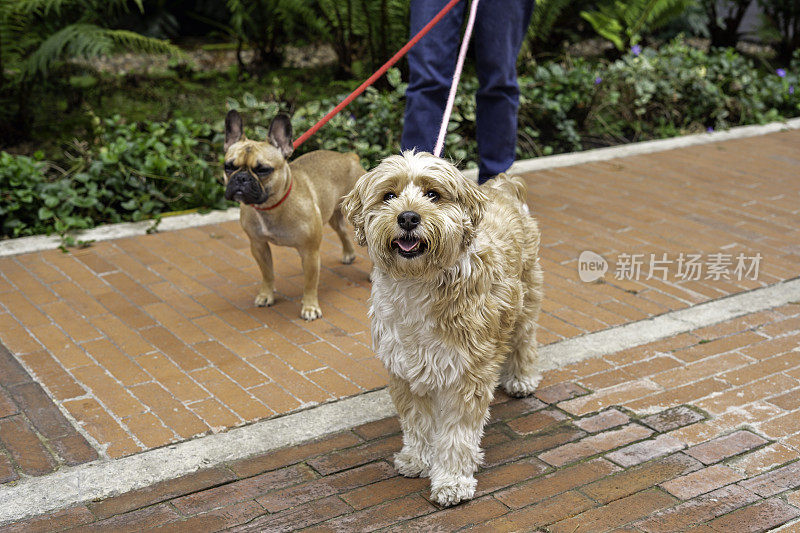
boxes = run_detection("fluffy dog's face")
[222,110,293,205]
[342,151,487,279]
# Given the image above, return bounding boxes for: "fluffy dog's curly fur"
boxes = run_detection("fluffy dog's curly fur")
[342,151,543,507]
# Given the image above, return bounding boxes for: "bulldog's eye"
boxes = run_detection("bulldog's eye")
[424,190,440,202]
[383,192,397,202]
[254,165,273,175]
[224,161,236,173]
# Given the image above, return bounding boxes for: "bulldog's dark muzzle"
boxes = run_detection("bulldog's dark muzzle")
[225,171,269,205]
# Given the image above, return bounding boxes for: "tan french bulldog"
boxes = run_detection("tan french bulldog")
[223,110,363,320]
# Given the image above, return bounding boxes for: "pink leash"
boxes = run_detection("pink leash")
[434,0,480,158]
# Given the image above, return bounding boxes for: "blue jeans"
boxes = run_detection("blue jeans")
[401,0,535,183]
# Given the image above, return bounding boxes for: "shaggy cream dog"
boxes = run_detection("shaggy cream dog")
[342,151,543,507]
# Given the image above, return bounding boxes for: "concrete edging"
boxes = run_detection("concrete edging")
[2,117,798,258]
[1,277,799,525]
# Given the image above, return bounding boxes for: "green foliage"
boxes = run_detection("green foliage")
[580,0,694,50]
[0,115,229,239]
[0,152,54,237]
[226,67,407,168]
[2,0,179,80]
[0,0,180,143]
[757,0,800,62]
[523,0,576,56]
[225,0,323,71]
[316,0,410,77]
[523,39,799,153]
[518,61,597,156]
[3,44,799,240]
[23,24,179,79]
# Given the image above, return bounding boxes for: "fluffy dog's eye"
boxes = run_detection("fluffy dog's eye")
[224,161,236,173]
[383,192,397,202]
[424,190,440,202]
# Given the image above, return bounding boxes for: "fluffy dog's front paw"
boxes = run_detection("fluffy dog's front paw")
[341,252,356,265]
[254,292,274,307]
[394,449,429,478]
[502,373,542,398]
[300,304,322,321]
[430,475,476,507]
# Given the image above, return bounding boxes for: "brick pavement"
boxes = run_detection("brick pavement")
[0,344,97,485]
[5,307,800,532]
[0,130,798,459]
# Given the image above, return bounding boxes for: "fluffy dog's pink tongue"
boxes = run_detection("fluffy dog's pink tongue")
[394,238,420,252]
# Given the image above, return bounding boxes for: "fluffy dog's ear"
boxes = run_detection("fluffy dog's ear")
[224,110,244,152]
[268,114,294,158]
[459,179,488,246]
[341,179,367,247]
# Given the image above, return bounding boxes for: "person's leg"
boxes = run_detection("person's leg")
[473,0,535,183]
[401,0,465,154]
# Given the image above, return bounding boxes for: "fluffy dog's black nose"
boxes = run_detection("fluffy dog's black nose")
[397,211,421,231]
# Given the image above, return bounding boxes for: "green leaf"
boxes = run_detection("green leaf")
[242,92,258,108]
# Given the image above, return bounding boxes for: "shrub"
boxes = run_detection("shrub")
[596,40,796,137]
[0,0,179,144]
[518,61,597,156]
[3,43,798,240]
[0,152,55,237]
[0,115,229,239]
[580,0,694,51]
[225,68,408,169]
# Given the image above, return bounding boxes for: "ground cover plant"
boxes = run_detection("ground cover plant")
[1,1,798,241]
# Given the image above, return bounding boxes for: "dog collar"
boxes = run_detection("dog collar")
[251,180,292,211]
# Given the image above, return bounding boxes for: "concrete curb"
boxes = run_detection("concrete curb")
[0,390,395,526]
[2,117,798,258]
[0,208,240,258]
[2,277,799,525]
[539,277,800,370]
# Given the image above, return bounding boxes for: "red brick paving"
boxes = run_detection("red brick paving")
[0,344,97,484]
[1,131,800,529]
[0,131,798,458]
[7,309,800,531]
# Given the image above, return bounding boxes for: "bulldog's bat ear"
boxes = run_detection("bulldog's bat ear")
[268,113,294,158]
[224,110,244,152]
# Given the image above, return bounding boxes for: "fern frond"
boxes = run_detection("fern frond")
[7,0,72,16]
[529,0,572,40]
[22,23,179,79]
[582,0,692,49]
[645,0,694,31]
[106,29,181,56]
[581,10,626,49]
[9,0,140,16]
[23,23,113,77]
[226,0,247,33]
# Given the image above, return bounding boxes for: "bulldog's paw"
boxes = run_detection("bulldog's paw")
[394,448,429,478]
[300,304,322,321]
[254,292,275,307]
[342,252,356,265]
[430,475,476,507]
[502,373,542,398]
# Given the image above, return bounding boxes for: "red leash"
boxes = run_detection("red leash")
[292,0,463,150]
